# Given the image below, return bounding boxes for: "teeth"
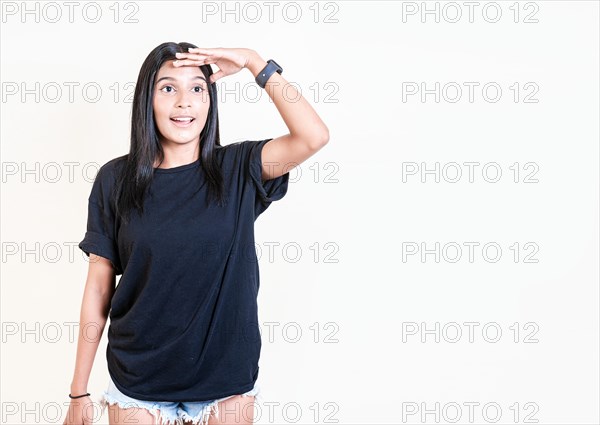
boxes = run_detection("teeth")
[172,118,193,122]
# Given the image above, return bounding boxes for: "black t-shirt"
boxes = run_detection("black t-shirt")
[78,138,289,402]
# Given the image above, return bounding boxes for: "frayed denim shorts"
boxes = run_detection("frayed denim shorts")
[99,376,262,425]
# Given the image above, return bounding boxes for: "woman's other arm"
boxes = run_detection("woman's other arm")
[64,255,115,424]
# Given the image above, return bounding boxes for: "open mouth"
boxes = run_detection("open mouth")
[170,117,195,127]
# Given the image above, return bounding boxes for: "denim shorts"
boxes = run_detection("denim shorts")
[99,376,262,425]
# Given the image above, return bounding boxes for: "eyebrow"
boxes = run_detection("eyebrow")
[155,76,207,85]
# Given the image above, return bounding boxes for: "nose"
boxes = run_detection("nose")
[175,89,192,109]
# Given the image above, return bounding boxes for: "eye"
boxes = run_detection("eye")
[159,85,204,94]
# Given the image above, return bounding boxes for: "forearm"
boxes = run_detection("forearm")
[245,51,329,148]
[70,286,111,394]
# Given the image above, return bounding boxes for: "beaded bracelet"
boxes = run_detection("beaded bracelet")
[69,393,90,399]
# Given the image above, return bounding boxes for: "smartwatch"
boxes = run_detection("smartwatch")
[255,59,283,88]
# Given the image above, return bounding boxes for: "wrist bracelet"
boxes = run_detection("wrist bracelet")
[69,392,90,399]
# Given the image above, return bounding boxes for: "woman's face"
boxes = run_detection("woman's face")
[152,60,210,146]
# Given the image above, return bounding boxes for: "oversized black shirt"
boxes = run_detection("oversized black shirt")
[78,138,289,402]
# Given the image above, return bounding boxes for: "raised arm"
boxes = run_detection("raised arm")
[174,47,330,181]
[244,51,330,181]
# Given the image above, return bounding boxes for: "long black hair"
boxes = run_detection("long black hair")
[114,41,225,224]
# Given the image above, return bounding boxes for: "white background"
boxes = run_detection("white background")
[1,1,598,424]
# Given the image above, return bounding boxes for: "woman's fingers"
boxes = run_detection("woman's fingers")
[188,47,219,55]
[210,69,225,83]
[175,52,209,60]
[173,53,212,67]
[173,60,205,67]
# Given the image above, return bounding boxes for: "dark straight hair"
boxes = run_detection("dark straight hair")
[114,41,226,225]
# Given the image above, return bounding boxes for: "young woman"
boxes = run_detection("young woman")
[63,42,329,425]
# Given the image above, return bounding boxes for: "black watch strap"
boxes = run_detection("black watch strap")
[255,59,283,88]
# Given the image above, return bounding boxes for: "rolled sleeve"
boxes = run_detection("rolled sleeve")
[245,138,290,218]
[78,166,123,275]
